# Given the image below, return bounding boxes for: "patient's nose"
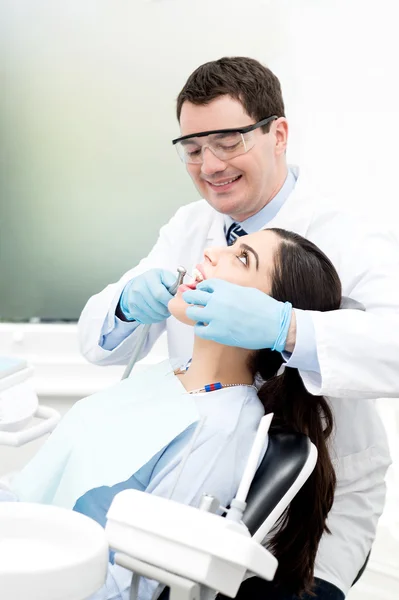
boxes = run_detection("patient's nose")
[204,246,226,266]
[205,246,233,270]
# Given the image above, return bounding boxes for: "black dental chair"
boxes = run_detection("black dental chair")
[158,432,370,600]
[158,432,316,600]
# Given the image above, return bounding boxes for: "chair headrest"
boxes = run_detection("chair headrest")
[243,433,311,536]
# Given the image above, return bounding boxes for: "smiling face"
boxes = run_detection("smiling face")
[168,230,281,326]
[178,96,288,222]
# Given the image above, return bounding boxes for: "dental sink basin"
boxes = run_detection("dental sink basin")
[0,502,109,600]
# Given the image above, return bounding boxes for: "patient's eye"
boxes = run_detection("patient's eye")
[237,249,249,266]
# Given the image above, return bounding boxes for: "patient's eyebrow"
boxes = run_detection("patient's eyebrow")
[240,243,259,270]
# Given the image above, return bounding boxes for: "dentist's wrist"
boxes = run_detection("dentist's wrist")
[116,299,134,322]
[272,302,293,352]
[117,281,136,322]
[283,309,297,353]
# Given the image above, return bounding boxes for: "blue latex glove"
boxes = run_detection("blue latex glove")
[183,279,292,351]
[119,268,177,324]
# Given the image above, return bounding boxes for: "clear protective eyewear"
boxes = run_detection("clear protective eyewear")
[172,116,278,164]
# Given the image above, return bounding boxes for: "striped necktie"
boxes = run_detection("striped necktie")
[226,222,247,246]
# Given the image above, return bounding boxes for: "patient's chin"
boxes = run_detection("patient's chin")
[168,295,196,327]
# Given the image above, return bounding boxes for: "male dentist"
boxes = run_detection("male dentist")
[79,57,399,599]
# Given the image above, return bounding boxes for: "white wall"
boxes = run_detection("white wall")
[280,0,399,225]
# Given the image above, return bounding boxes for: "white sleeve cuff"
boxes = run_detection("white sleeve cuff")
[282,309,321,374]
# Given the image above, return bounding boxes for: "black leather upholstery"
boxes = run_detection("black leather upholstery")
[242,432,311,536]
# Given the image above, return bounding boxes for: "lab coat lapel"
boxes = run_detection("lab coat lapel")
[263,167,316,237]
[204,210,228,247]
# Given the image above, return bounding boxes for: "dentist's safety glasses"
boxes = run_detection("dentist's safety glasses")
[172,116,278,164]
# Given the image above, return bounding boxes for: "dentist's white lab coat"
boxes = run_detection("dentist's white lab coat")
[78,166,398,596]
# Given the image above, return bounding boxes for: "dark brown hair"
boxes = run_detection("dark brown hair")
[176,57,285,132]
[251,228,341,596]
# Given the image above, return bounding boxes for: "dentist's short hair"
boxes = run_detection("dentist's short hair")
[176,56,285,132]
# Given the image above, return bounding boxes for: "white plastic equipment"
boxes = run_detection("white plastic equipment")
[107,489,278,600]
[0,356,109,600]
[0,357,60,447]
[104,415,283,600]
[0,502,109,600]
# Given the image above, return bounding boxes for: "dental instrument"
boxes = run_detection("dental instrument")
[122,267,187,380]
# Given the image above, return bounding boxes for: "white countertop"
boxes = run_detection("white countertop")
[0,323,168,398]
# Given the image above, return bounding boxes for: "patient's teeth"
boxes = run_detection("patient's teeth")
[192,267,204,282]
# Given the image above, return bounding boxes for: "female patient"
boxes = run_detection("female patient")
[5,228,341,599]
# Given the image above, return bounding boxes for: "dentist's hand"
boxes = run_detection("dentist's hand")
[183,279,293,351]
[119,268,177,324]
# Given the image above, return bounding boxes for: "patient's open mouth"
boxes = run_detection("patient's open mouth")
[178,266,206,292]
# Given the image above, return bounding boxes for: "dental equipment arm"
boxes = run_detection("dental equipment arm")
[122,267,187,380]
[225,413,273,524]
[0,405,61,448]
[0,358,60,448]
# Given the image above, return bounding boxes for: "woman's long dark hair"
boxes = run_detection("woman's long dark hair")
[250,228,342,596]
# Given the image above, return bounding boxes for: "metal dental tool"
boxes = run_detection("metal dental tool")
[121,266,187,380]
[167,266,187,295]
